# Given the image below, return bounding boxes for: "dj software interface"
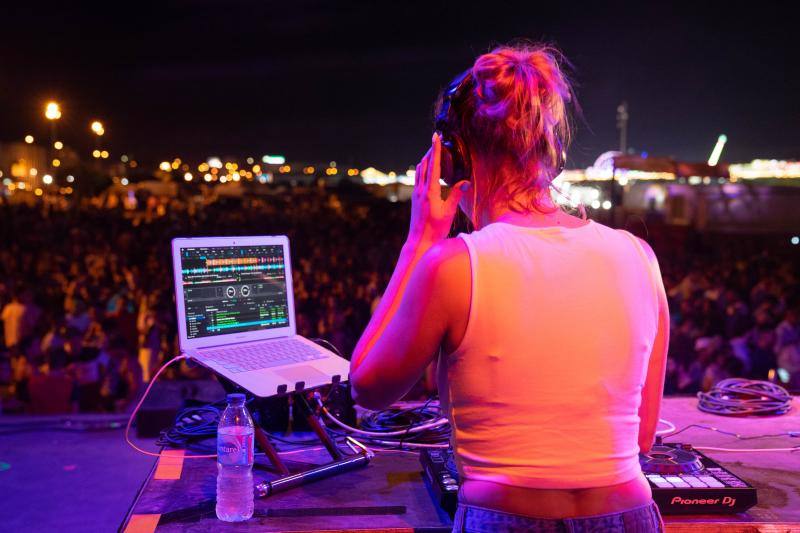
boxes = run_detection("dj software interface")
[180,245,290,339]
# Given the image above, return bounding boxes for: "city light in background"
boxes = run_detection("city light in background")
[91,121,105,136]
[2,96,799,217]
[708,135,728,166]
[44,101,62,121]
[262,155,286,165]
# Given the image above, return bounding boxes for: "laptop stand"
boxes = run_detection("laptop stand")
[253,392,372,497]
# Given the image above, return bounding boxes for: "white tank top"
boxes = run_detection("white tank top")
[439,219,662,489]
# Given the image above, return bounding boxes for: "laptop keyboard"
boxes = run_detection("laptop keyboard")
[201,338,326,373]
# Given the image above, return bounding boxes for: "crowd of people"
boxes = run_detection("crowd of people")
[651,229,800,393]
[0,186,798,413]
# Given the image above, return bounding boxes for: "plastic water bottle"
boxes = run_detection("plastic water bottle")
[216,393,255,522]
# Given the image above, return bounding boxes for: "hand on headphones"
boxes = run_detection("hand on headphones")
[407,133,471,245]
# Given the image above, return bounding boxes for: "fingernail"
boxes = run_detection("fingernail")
[459,181,471,191]
[432,132,439,142]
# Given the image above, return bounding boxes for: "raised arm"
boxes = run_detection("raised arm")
[637,238,670,453]
[349,133,470,409]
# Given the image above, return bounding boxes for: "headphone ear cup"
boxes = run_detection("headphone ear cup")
[450,134,471,185]
[439,139,457,186]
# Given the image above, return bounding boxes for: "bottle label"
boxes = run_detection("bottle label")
[217,430,254,466]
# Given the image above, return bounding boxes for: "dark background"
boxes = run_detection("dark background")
[1,1,797,169]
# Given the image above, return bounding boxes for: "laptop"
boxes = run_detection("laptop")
[171,235,351,397]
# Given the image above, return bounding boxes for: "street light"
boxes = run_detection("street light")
[44,101,62,172]
[44,102,62,121]
[89,120,106,171]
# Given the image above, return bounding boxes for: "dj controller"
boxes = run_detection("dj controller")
[640,443,756,514]
[420,442,757,517]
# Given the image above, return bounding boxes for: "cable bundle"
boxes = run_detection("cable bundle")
[359,402,451,446]
[316,394,451,449]
[697,378,793,416]
[156,403,222,448]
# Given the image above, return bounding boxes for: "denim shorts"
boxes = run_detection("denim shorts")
[452,501,664,533]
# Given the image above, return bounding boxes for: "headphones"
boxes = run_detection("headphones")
[434,69,567,187]
[434,69,474,186]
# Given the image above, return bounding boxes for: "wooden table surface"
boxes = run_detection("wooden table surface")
[121,396,800,532]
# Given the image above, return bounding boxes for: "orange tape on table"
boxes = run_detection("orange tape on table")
[154,449,185,480]
[124,513,161,533]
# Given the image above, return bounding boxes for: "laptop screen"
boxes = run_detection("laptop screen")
[179,244,291,339]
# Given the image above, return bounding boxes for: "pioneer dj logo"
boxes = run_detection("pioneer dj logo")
[671,496,736,507]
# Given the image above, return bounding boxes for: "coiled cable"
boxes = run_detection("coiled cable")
[316,394,451,449]
[697,378,793,416]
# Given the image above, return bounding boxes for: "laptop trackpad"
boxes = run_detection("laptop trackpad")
[275,365,328,383]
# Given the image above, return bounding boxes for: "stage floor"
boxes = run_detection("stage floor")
[121,396,799,532]
[1,396,798,532]
[0,414,158,533]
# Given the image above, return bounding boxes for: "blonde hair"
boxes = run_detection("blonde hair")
[453,43,575,216]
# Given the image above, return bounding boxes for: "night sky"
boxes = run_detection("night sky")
[2,1,797,170]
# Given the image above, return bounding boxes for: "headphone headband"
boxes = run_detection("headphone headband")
[434,69,567,184]
[435,70,472,134]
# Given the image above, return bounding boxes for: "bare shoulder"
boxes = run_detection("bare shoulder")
[419,238,470,293]
[419,237,470,349]
[423,238,469,271]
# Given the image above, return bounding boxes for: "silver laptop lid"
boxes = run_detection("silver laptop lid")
[171,235,297,351]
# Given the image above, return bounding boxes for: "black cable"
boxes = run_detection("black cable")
[355,398,451,449]
[398,397,435,447]
[156,403,222,448]
[359,401,442,432]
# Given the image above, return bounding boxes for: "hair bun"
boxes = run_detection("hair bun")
[464,44,574,197]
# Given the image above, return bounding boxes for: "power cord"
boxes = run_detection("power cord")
[310,338,344,357]
[656,418,675,436]
[125,354,329,459]
[125,354,215,458]
[661,423,800,453]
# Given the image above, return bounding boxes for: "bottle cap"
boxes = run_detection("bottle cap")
[226,393,246,404]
